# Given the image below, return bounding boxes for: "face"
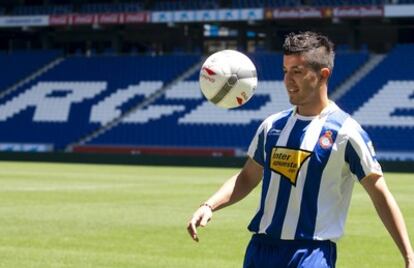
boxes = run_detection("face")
[283,54,323,108]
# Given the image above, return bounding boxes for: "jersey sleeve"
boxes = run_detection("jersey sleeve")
[345,123,383,181]
[247,121,266,167]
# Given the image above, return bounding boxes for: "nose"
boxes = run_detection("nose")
[284,72,292,84]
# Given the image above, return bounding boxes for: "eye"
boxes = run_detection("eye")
[294,70,302,74]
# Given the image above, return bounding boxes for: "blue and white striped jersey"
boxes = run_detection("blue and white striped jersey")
[247,102,382,242]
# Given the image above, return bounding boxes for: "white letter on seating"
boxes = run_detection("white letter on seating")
[90,81,163,124]
[178,81,290,124]
[0,81,107,122]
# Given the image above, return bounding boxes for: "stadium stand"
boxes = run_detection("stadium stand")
[152,0,219,11]
[329,51,369,93]
[86,81,285,150]
[85,51,368,150]
[12,4,73,15]
[0,54,200,150]
[0,50,62,93]
[337,44,414,158]
[0,45,409,159]
[79,3,143,13]
[4,0,414,16]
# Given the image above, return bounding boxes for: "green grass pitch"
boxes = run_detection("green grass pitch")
[0,161,412,267]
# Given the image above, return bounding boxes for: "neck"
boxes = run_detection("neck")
[296,95,330,117]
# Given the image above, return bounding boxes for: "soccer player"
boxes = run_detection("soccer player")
[187,31,414,268]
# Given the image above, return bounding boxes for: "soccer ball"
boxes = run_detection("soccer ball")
[199,50,258,109]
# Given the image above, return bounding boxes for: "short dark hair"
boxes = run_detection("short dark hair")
[283,31,335,72]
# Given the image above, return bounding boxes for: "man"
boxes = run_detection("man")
[187,32,413,268]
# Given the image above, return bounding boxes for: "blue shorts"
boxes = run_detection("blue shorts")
[243,234,337,268]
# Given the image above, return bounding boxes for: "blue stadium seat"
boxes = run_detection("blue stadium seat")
[12,4,72,15]
[0,48,411,158]
[8,0,405,16]
[86,51,367,151]
[152,0,219,10]
[337,44,414,154]
[0,54,200,150]
[84,51,368,151]
[80,3,142,14]
[330,51,369,93]
[0,50,61,92]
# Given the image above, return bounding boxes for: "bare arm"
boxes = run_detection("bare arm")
[361,173,414,267]
[187,157,263,242]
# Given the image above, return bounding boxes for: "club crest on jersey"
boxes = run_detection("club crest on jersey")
[269,147,313,186]
[319,130,334,149]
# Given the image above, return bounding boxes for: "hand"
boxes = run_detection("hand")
[186,204,213,242]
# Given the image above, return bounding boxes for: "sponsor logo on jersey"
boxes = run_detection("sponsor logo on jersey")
[319,130,333,149]
[269,147,312,186]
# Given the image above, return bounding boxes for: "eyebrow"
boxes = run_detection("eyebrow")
[283,65,304,70]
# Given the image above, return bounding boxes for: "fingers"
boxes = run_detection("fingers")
[187,206,213,242]
[187,218,199,242]
[199,211,211,227]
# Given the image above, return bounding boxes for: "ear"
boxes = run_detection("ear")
[320,68,331,79]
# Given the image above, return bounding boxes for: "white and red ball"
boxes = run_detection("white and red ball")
[199,50,258,109]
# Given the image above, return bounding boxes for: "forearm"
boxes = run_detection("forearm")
[204,158,263,211]
[205,172,255,211]
[362,174,414,264]
[187,159,262,242]
[372,190,413,262]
